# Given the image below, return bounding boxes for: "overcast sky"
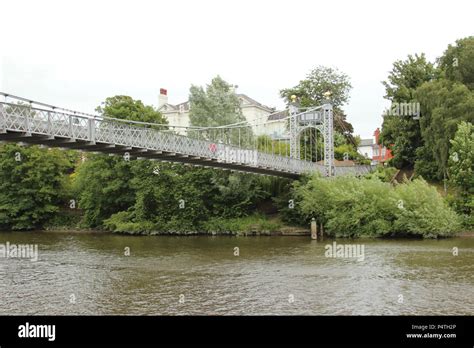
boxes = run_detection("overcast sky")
[1,0,472,138]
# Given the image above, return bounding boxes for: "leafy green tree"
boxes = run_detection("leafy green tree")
[448,121,474,225]
[281,66,352,110]
[189,76,245,127]
[189,76,252,145]
[415,80,474,179]
[104,160,272,233]
[382,53,437,101]
[75,95,166,227]
[280,66,354,137]
[0,144,70,230]
[438,36,474,90]
[449,121,474,191]
[380,54,436,169]
[74,154,135,227]
[273,176,311,227]
[96,95,167,124]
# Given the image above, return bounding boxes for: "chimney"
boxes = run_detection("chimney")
[374,128,381,144]
[158,88,168,107]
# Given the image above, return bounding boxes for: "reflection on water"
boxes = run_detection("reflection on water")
[0,232,473,315]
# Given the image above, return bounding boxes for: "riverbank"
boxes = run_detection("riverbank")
[26,214,473,238]
[41,214,311,236]
[5,201,472,238]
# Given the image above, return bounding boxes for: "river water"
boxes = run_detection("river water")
[0,232,473,315]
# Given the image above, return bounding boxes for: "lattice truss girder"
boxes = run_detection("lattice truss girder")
[288,103,335,176]
[0,102,367,177]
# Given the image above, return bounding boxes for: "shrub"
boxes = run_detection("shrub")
[393,179,461,237]
[297,174,462,238]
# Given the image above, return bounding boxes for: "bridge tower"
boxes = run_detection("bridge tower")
[288,96,335,177]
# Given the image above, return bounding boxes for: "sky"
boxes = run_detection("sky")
[1,0,472,138]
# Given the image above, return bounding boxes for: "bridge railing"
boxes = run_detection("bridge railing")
[0,101,374,177]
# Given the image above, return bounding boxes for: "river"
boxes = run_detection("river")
[0,232,473,315]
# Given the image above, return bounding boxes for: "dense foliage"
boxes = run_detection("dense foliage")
[73,81,281,234]
[447,121,474,227]
[0,144,72,230]
[280,65,355,139]
[379,54,436,169]
[296,175,461,238]
[380,37,474,179]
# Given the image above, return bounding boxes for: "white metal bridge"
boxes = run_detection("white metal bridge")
[0,93,373,179]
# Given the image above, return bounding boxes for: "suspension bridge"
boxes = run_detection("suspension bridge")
[0,93,374,179]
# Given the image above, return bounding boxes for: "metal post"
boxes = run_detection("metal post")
[89,118,96,143]
[311,218,317,240]
[0,103,5,133]
[289,96,299,159]
[323,103,334,177]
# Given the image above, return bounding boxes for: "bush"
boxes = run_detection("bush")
[297,174,462,238]
[104,211,281,235]
[202,215,281,235]
[298,175,397,237]
[393,179,461,237]
[364,166,398,182]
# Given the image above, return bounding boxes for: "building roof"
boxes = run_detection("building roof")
[159,101,190,113]
[160,93,274,114]
[236,94,273,112]
[268,109,288,121]
[359,138,374,146]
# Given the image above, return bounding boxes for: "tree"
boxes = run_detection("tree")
[0,144,70,230]
[449,121,474,191]
[415,80,474,180]
[189,76,245,127]
[379,54,436,169]
[96,95,167,124]
[438,36,474,90]
[188,76,251,145]
[74,154,135,227]
[75,95,166,227]
[281,66,352,109]
[448,121,474,225]
[382,53,437,101]
[280,66,354,137]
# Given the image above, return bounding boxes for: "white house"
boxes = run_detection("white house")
[357,128,393,164]
[357,138,374,159]
[157,88,287,138]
